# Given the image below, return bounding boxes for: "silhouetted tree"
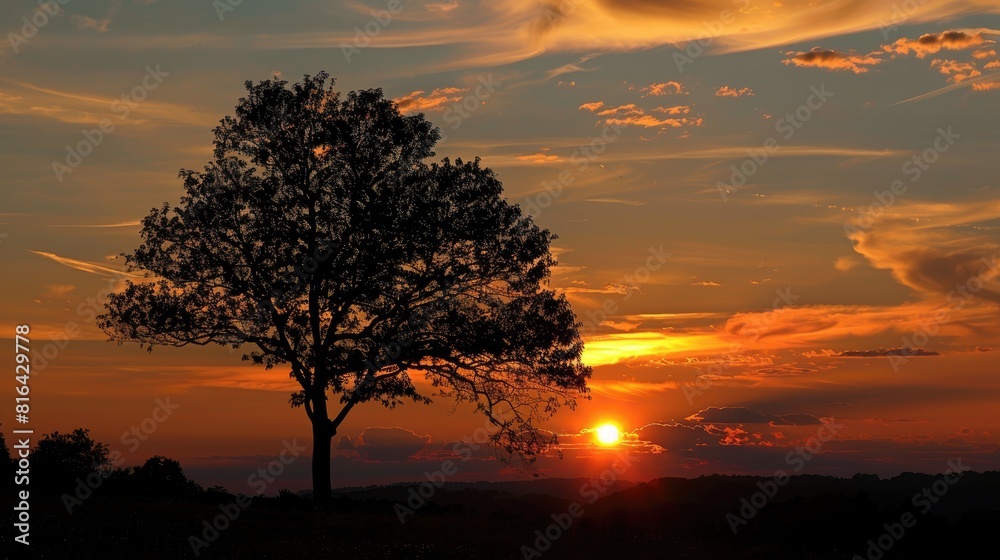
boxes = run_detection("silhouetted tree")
[32,428,108,493]
[98,72,591,504]
[131,455,201,500]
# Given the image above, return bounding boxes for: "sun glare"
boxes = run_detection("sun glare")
[595,423,622,446]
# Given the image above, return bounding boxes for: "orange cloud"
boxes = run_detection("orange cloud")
[393,87,467,113]
[984,60,1000,69]
[587,380,678,400]
[651,105,691,115]
[930,59,982,82]
[605,115,703,128]
[972,49,997,59]
[581,100,702,129]
[227,4,1000,74]
[581,331,730,366]
[723,302,999,350]
[972,80,1000,90]
[516,153,561,163]
[641,81,685,96]
[715,86,754,97]
[883,30,995,58]
[596,103,642,117]
[782,47,883,74]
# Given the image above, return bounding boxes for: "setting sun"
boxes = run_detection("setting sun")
[595,423,622,446]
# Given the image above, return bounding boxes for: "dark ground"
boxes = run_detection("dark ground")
[6,471,999,559]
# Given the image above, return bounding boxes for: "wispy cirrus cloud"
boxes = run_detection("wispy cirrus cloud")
[0,80,210,126]
[30,250,142,279]
[892,71,1000,103]
[51,220,141,228]
[545,53,601,79]
[846,199,1000,303]
[516,152,561,163]
[588,379,678,400]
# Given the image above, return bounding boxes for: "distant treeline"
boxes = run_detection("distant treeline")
[3,427,998,559]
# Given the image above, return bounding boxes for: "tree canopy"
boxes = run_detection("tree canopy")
[32,428,109,493]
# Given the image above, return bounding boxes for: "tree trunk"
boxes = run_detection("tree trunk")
[311,419,333,507]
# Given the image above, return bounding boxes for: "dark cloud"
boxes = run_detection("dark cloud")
[773,413,824,426]
[686,406,772,424]
[685,406,822,426]
[782,47,883,73]
[355,427,430,462]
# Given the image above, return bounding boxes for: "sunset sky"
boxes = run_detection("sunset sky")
[1,0,999,492]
